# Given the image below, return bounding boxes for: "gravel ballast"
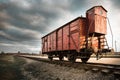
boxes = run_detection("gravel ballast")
[22,57,116,80]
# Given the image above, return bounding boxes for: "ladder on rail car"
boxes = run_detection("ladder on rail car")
[99,35,109,50]
[80,37,92,49]
[97,35,110,60]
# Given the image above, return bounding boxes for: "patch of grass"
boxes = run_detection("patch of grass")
[0,55,27,80]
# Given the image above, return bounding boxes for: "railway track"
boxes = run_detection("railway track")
[20,55,120,79]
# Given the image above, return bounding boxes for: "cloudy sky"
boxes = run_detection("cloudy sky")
[0,0,120,53]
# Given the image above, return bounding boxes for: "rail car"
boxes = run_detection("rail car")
[41,6,112,63]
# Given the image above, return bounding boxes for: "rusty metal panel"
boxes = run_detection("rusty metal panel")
[69,18,87,51]
[87,6,107,34]
[69,19,79,50]
[50,33,53,51]
[79,18,87,36]
[42,38,45,53]
[79,18,87,49]
[86,8,95,34]
[63,25,69,50]
[41,17,87,53]
[70,32,79,50]
[95,7,107,17]
[94,15,107,34]
[57,29,62,51]
[47,34,51,52]
[44,37,48,52]
[51,31,57,51]
[56,17,87,51]
[42,18,87,52]
[42,31,57,53]
[42,36,48,53]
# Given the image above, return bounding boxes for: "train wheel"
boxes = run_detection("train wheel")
[68,54,76,63]
[81,58,89,63]
[59,55,64,61]
[48,55,53,61]
[48,56,53,61]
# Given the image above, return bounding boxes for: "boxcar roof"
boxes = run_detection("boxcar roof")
[42,17,86,38]
[86,5,107,12]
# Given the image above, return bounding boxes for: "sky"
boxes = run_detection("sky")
[0,0,120,53]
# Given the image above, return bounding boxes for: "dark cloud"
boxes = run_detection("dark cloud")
[70,0,87,11]
[0,0,119,53]
[0,0,62,53]
[0,22,7,30]
[111,0,120,9]
[2,0,65,34]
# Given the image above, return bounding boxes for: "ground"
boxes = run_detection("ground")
[0,55,26,80]
[0,55,117,80]
[23,57,115,80]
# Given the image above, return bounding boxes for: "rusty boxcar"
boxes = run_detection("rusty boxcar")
[42,6,112,63]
